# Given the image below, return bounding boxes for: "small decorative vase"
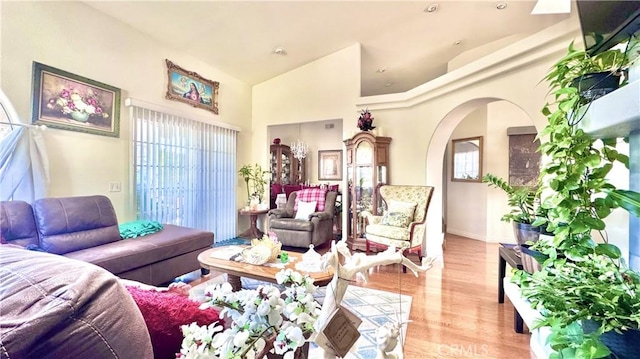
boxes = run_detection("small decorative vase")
[70,111,89,122]
[273,138,281,145]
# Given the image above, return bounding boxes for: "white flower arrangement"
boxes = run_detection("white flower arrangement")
[177,269,321,359]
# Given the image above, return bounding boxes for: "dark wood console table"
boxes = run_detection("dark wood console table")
[498,244,525,333]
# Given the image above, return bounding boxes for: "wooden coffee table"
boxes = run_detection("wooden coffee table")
[197,246,333,291]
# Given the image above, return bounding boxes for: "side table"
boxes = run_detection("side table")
[498,244,525,333]
[238,209,269,239]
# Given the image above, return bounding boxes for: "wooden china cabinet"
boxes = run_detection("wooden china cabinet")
[270,144,305,185]
[344,132,391,251]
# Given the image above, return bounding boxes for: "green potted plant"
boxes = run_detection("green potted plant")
[239,164,253,201]
[511,42,640,358]
[238,164,270,204]
[250,163,269,203]
[482,173,541,259]
[545,41,628,104]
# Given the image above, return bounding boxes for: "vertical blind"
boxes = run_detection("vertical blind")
[130,104,237,242]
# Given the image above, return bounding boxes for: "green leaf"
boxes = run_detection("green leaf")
[585,154,601,167]
[607,189,640,217]
[582,217,606,231]
[595,243,622,259]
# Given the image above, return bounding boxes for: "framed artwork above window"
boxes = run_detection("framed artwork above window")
[165,59,219,115]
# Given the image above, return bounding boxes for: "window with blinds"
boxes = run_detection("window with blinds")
[130,103,237,242]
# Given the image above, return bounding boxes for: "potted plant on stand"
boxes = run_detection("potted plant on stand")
[238,164,270,209]
[511,42,640,359]
[482,173,540,254]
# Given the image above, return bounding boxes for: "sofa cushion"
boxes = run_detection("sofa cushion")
[63,224,214,275]
[125,285,222,359]
[0,200,39,247]
[387,200,417,222]
[295,200,317,220]
[294,188,327,211]
[269,218,314,232]
[33,195,120,254]
[0,246,154,359]
[381,212,412,228]
[366,223,410,241]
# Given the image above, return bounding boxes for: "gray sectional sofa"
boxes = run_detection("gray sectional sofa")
[0,195,214,285]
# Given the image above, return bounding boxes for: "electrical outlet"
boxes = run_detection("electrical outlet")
[109,182,121,192]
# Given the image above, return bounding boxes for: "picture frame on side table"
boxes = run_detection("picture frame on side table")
[31,62,121,137]
[318,150,343,180]
[165,59,219,115]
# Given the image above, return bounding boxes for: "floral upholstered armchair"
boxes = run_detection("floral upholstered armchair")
[363,185,434,265]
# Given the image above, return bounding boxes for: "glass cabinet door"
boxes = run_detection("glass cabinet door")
[344,132,391,250]
[281,153,291,184]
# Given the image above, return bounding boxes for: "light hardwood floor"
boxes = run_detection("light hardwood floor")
[190,234,533,358]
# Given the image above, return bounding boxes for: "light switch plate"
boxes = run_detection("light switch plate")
[109,182,121,192]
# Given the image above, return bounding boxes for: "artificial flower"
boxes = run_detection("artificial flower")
[178,269,321,359]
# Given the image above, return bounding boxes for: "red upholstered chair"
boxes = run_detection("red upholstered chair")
[283,184,303,200]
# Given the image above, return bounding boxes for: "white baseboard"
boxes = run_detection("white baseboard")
[445,229,515,245]
[446,228,486,241]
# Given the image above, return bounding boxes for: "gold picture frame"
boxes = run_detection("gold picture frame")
[318,150,343,181]
[165,59,219,114]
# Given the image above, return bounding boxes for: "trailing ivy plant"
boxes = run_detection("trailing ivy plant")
[512,43,640,358]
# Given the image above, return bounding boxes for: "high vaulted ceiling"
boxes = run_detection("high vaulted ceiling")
[85,1,571,96]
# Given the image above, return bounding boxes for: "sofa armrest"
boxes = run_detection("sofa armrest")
[310,212,333,221]
[268,208,293,219]
[361,211,383,225]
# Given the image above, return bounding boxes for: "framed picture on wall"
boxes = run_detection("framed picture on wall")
[318,150,343,180]
[31,62,121,137]
[165,59,219,115]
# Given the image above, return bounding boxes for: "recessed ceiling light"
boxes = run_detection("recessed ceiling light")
[376,67,387,73]
[454,40,462,45]
[496,2,507,10]
[272,47,287,55]
[424,3,439,13]
[385,82,394,87]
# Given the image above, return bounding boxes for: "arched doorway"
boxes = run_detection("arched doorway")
[424,98,541,260]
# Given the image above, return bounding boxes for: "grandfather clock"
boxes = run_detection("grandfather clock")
[344,132,391,251]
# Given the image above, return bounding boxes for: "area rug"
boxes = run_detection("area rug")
[190,276,412,359]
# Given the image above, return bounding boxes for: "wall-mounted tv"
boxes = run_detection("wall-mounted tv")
[576,0,640,55]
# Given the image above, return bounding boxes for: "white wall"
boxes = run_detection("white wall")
[484,101,537,243]
[0,2,253,222]
[446,107,488,240]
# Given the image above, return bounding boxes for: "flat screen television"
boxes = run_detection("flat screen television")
[576,0,640,55]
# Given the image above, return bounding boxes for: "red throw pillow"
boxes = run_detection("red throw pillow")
[294,188,328,211]
[125,286,223,359]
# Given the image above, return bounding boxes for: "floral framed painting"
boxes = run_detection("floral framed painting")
[31,62,121,137]
[318,150,343,181]
[165,59,219,115]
